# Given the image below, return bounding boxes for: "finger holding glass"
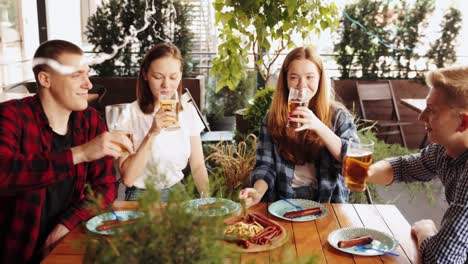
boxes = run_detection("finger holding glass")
[342,138,374,192]
[150,106,178,134]
[287,86,311,128]
[158,90,180,130]
[105,104,134,155]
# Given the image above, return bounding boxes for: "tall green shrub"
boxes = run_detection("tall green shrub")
[211,0,339,91]
[85,0,192,77]
[426,7,462,68]
[392,0,434,79]
[334,0,453,79]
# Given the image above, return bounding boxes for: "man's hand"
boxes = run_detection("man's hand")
[411,219,437,248]
[41,224,70,257]
[71,131,134,164]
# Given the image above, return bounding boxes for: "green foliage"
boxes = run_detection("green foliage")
[85,0,193,77]
[211,0,339,91]
[243,86,276,136]
[84,181,225,263]
[206,71,257,126]
[426,7,462,68]
[334,0,462,79]
[335,0,392,79]
[392,0,435,79]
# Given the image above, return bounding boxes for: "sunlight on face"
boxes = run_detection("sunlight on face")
[287,59,320,100]
[419,89,461,145]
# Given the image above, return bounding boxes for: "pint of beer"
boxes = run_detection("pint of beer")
[159,90,180,130]
[105,104,133,154]
[287,87,309,128]
[342,138,374,192]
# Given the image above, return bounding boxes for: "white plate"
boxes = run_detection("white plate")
[183,197,241,217]
[328,227,398,256]
[268,199,328,222]
[86,210,144,235]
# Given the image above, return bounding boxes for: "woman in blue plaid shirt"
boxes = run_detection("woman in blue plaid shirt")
[240,46,358,206]
[368,67,468,263]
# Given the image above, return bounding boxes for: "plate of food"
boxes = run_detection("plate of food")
[183,197,241,217]
[86,210,144,235]
[222,213,288,252]
[268,199,328,222]
[328,227,399,256]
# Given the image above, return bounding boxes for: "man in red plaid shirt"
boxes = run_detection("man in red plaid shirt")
[0,40,133,263]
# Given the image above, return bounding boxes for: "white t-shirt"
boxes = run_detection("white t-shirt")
[291,162,318,189]
[122,100,205,189]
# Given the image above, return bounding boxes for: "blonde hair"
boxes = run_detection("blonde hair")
[268,46,338,164]
[426,66,468,109]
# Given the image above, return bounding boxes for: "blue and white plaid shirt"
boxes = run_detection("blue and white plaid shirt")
[388,144,468,263]
[251,107,358,203]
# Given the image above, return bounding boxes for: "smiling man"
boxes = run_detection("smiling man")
[367,67,468,263]
[0,39,133,263]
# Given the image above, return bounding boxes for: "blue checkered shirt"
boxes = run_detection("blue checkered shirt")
[388,144,468,263]
[251,107,358,203]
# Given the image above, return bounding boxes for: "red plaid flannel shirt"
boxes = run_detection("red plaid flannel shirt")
[0,95,117,263]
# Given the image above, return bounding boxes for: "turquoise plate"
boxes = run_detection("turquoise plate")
[86,210,144,235]
[183,198,241,217]
[268,199,328,222]
[328,227,399,256]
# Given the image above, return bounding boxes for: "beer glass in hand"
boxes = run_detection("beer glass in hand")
[105,104,133,154]
[342,138,374,192]
[159,90,180,130]
[287,86,309,128]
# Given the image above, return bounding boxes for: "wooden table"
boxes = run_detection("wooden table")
[43,201,419,263]
[400,99,426,113]
[0,92,99,103]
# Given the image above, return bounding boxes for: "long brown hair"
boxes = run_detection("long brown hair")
[268,46,336,164]
[136,42,184,114]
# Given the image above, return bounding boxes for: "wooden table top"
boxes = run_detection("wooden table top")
[0,92,98,103]
[400,98,426,113]
[42,201,419,264]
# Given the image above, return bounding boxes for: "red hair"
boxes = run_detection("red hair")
[268,46,336,164]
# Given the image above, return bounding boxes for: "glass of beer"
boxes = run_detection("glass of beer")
[105,104,133,154]
[287,86,309,128]
[342,138,374,192]
[159,90,180,130]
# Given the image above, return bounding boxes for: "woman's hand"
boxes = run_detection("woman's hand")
[289,106,323,132]
[239,188,262,208]
[149,106,177,135]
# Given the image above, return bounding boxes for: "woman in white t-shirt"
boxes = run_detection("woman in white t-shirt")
[118,43,209,201]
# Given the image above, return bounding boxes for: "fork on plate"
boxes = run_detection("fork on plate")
[111,210,123,221]
[355,244,399,257]
[282,199,304,211]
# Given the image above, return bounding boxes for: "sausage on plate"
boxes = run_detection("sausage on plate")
[283,207,322,218]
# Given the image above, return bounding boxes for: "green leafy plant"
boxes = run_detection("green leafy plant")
[83,180,225,263]
[426,7,462,68]
[211,0,339,91]
[85,0,193,77]
[333,0,462,79]
[242,86,275,136]
[392,0,434,79]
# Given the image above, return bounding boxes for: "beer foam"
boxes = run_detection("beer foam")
[346,150,372,157]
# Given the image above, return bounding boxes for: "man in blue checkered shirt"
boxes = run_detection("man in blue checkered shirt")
[368,67,468,263]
